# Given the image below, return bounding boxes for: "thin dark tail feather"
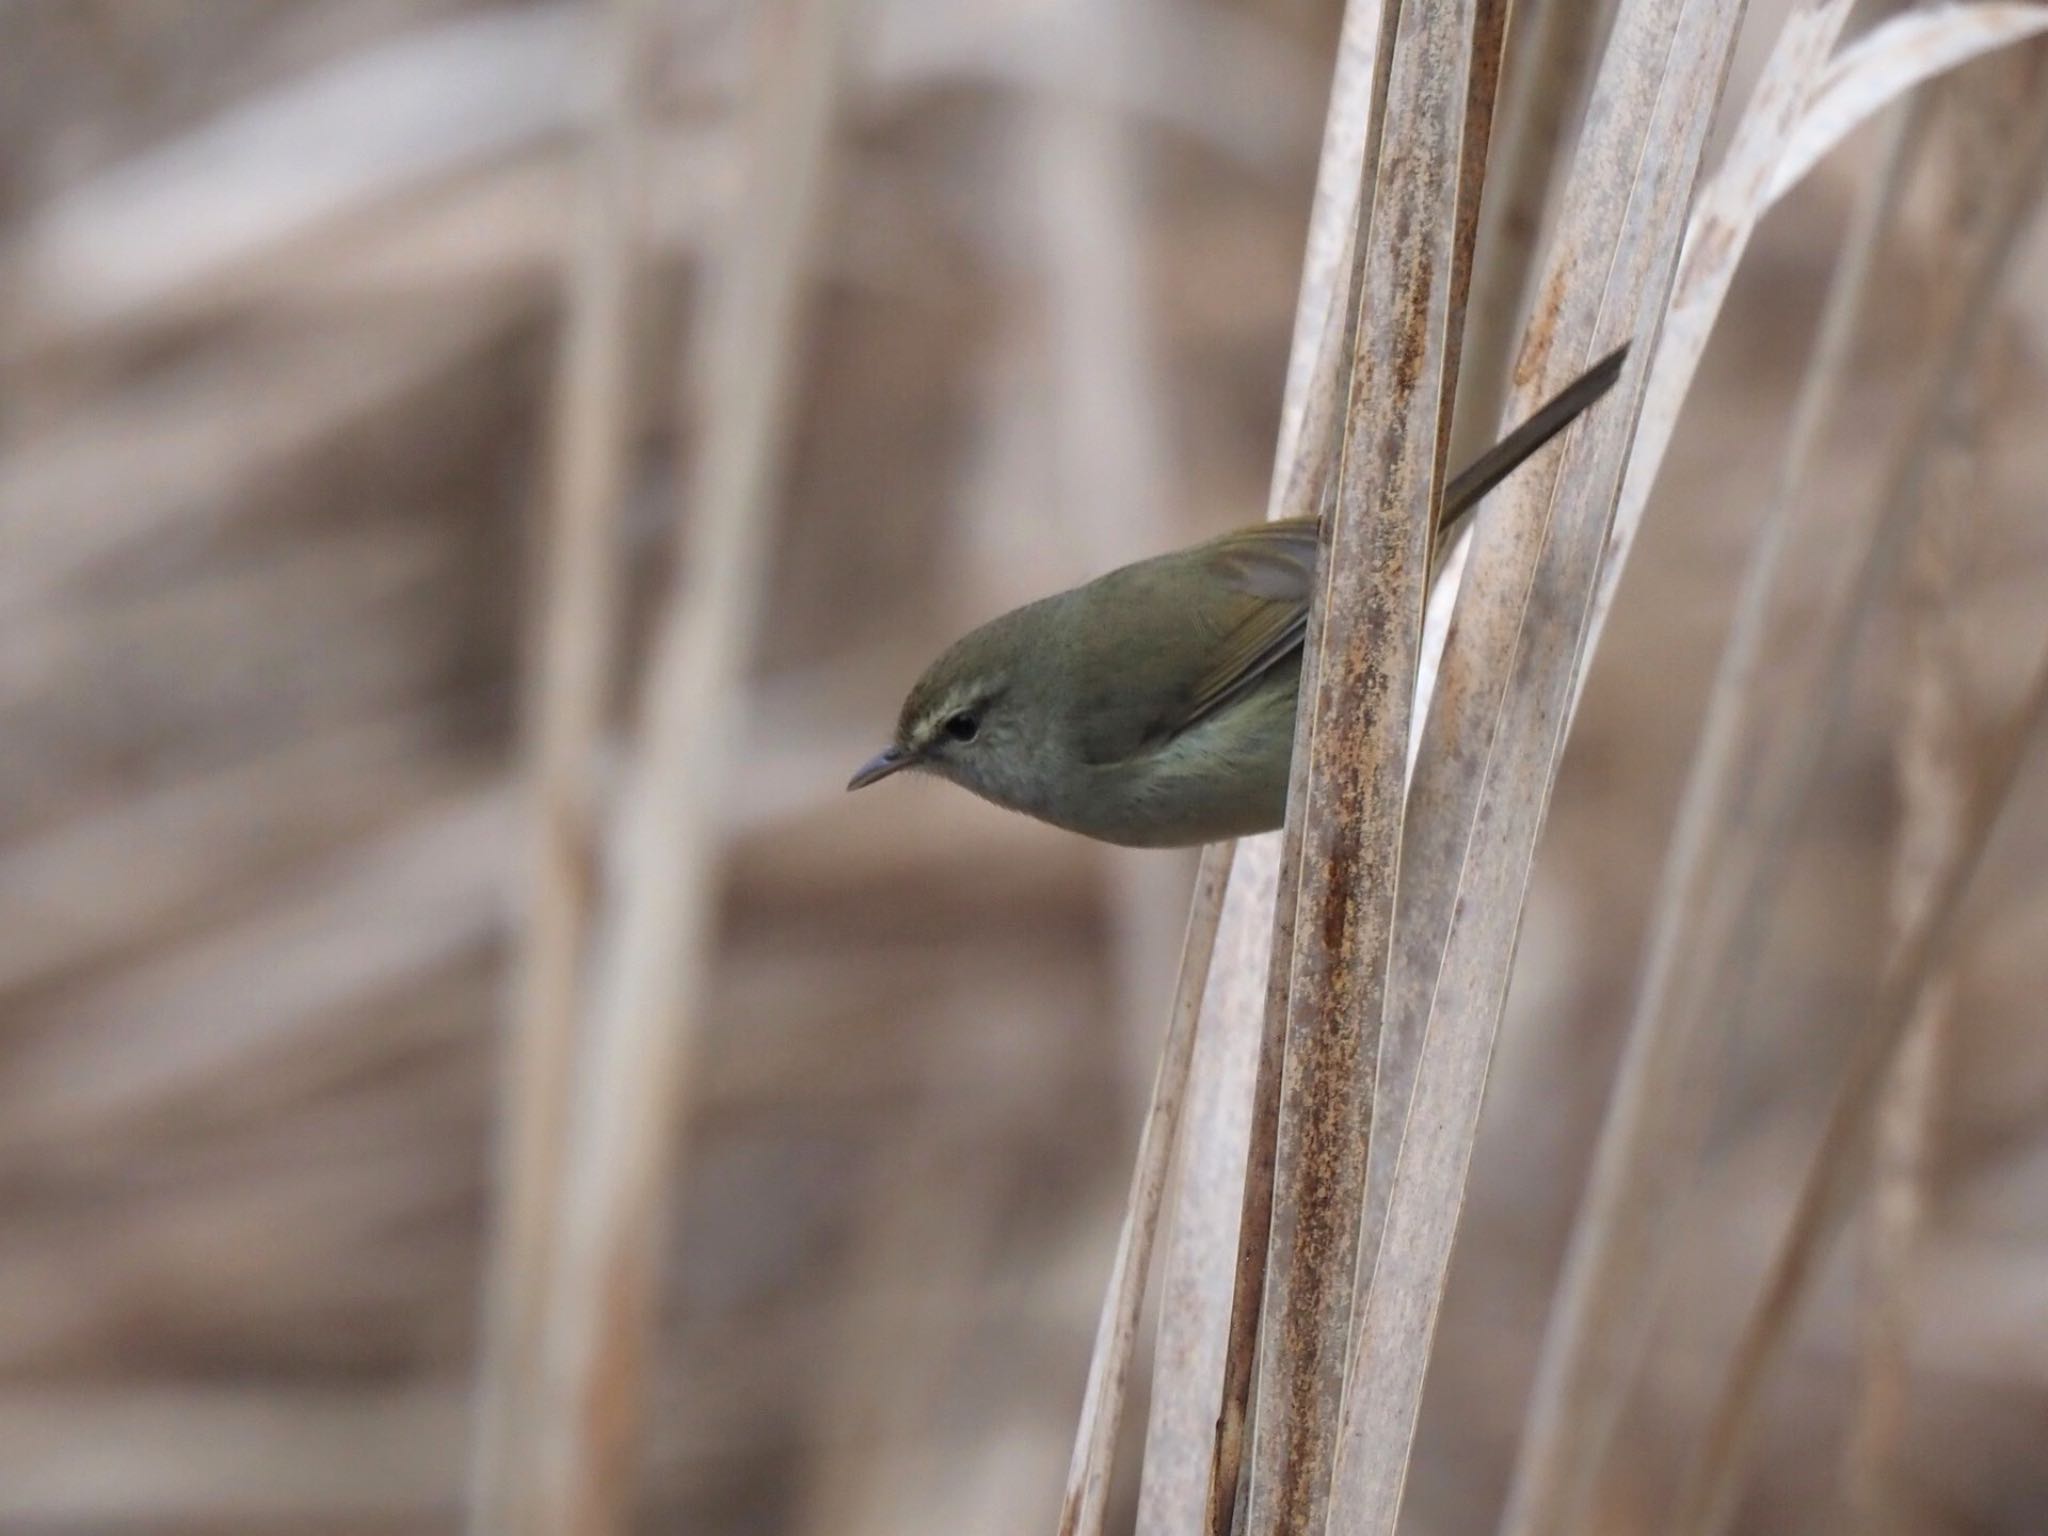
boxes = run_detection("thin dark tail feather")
[1435,341,1631,560]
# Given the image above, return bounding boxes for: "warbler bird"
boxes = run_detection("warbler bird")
[848,347,1628,847]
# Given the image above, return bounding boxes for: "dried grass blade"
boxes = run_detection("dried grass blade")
[1376,0,1761,1368]
[1571,0,1857,725]
[1048,1,1385,1528]
[1204,5,1399,1529]
[1450,0,1616,474]
[1839,991,1943,1526]
[1058,841,1234,1536]
[525,0,859,1528]
[1670,632,2048,1536]
[1272,0,1398,498]
[1345,0,1751,1530]
[1506,47,2048,1536]
[1411,0,1618,783]
[1273,0,1412,537]
[1136,0,1385,1516]
[1240,2,1503,1528]
[1495,8,1875,1531]
[1572,0,2048,729]
[1771,2,2048,204]
[1838,148,1987,1522]
[469,4,651,1528]
[1671,59,2048,1536]
[0,6,587,355]
[1138,837,1281,1536]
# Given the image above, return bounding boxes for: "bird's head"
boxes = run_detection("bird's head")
[846,609,1050,812]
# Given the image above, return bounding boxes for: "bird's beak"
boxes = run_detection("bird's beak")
[847,745,914,791]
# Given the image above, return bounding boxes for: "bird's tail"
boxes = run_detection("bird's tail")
[1434,341,1632,565]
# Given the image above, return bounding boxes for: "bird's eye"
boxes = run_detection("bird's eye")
[944,712,980,742]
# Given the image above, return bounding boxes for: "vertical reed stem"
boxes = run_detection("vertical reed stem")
[470,3,650,1527]
[1668,55,2048,1536]
[1846,60,2020,1535]
[527,2,859,1528]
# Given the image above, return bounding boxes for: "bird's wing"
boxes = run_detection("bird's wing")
[1160,518,1320,738]
[1159,343,1631,739]
[1065,519,1318,767]
[1071,345,1631,765]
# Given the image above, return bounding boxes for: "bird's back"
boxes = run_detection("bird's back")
[1016,525,1316,845]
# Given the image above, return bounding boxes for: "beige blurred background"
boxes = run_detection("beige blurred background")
[2,1,2047,1532]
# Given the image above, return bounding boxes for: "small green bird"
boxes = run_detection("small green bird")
[848,346,1628,847]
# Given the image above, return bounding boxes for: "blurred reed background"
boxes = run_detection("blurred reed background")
[3,0,2048,1532]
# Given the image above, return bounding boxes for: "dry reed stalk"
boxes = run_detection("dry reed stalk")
[1839,76,2005,1530]
[1840,987,1944,1535]
[1269,0,1395,511]
[1670,635,2048,1536]
[1058,841,1234,1536]
[1205,0,1403,1519]
[0,5,588,355]
[1238,4,1505,1532]
[1665,58,2048,1536]
[1448,0,1615,476]
[1770,3,2048,207]
[1515,17,2048,1511]
[1375,0,1739,1391]
[1117,4,1391,1528]
[1138,838,1280,1536]
[1360,0,1620,1259]
[469,3,652,1531]
[524,0,858,1528]
[1494,8,1897,1530]
[1572,0,2048,729]
[1569,0,1856,722]
[1024,0,1193,1094]
[1325,0,1748,1526]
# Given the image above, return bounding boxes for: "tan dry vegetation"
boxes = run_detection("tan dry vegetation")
[3,1,2048,1533]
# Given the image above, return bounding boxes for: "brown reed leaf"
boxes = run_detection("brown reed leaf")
[1359,0,1618,1275]
[1510,31,2048,1536]
[1672,631,2048,1536]
[1056,841,1233,1536]
[1769,2,2048,205]
[1138,835,1282,1536]
[1495,8,1869,1533]
[523,0,860,1527]
[1449,0,1616,476]
[1330,0,1748,1528]
[469,1,653,1529]
[1242,2,1506,1530]
[1837,74,2004,1530]
[1843,69,2015,1531]
[1576,0,2048,715]
[1668,54,2048,1536]
[1130,6,1393,1531]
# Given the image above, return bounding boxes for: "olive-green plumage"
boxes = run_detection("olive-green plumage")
[848,346,1628,847]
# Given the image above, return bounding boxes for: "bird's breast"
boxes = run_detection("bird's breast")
[1042,666,1298,847]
